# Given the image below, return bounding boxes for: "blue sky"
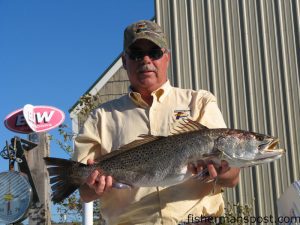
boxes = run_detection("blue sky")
[0,0,153,222]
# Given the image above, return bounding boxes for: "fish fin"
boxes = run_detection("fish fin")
[112,182,132,189]
[170,118,208,135]
[118,134,163,151]
[192,168,209,181]
[44,157,86,203]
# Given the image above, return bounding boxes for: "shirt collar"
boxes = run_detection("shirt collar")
[128,80,172,108]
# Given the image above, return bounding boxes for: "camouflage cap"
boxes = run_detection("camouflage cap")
[123,20,168,51]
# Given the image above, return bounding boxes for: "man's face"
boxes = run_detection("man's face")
[122,39,170,94]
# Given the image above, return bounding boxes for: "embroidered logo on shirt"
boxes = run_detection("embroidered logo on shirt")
[174,109,191,120]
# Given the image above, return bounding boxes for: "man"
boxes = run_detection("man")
[73,20,240,225]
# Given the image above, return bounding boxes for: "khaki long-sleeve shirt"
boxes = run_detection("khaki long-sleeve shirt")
[73,80,227,225]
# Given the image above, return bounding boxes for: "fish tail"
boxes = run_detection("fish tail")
[44,157,87,203]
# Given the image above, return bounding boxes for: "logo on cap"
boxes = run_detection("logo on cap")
[136,22,147,33]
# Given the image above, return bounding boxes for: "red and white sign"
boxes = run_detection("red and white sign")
[4,109,33,134]
[4,104,65,133]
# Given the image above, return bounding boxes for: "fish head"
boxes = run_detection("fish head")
[215,130,285,167]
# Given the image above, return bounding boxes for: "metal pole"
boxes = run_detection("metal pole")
[83,202,93,225]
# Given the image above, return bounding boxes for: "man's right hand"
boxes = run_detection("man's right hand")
[79,159,113,202]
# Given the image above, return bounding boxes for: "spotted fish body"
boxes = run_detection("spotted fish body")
[44,120,284,203]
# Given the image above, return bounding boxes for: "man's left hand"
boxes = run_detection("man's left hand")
[188,160,240,188]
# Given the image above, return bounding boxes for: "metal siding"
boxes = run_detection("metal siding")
[156,0,300,219]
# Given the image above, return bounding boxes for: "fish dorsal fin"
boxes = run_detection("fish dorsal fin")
[118,134,163,151]
[170,118,208,135]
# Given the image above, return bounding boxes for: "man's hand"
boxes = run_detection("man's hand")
[188,160,240,188]
[86,159,113,195]
[79,159,113,202]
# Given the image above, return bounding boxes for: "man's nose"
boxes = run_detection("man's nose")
[140,55,152,64]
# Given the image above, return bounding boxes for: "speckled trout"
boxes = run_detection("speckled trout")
[44,120,284,203]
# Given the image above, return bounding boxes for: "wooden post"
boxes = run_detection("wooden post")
[25,132,51,225]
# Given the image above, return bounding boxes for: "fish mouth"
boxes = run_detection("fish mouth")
[255,138,285,161]
[259,138,279,150]
[268,138,280,149]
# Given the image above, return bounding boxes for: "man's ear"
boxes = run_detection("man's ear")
[122,54,127,70]
[165,51,171,67]
[166,51,171,61]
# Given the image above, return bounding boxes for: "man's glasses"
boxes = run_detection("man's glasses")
[126,48,167,61]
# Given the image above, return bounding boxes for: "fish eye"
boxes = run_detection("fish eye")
[256,135,264,141]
